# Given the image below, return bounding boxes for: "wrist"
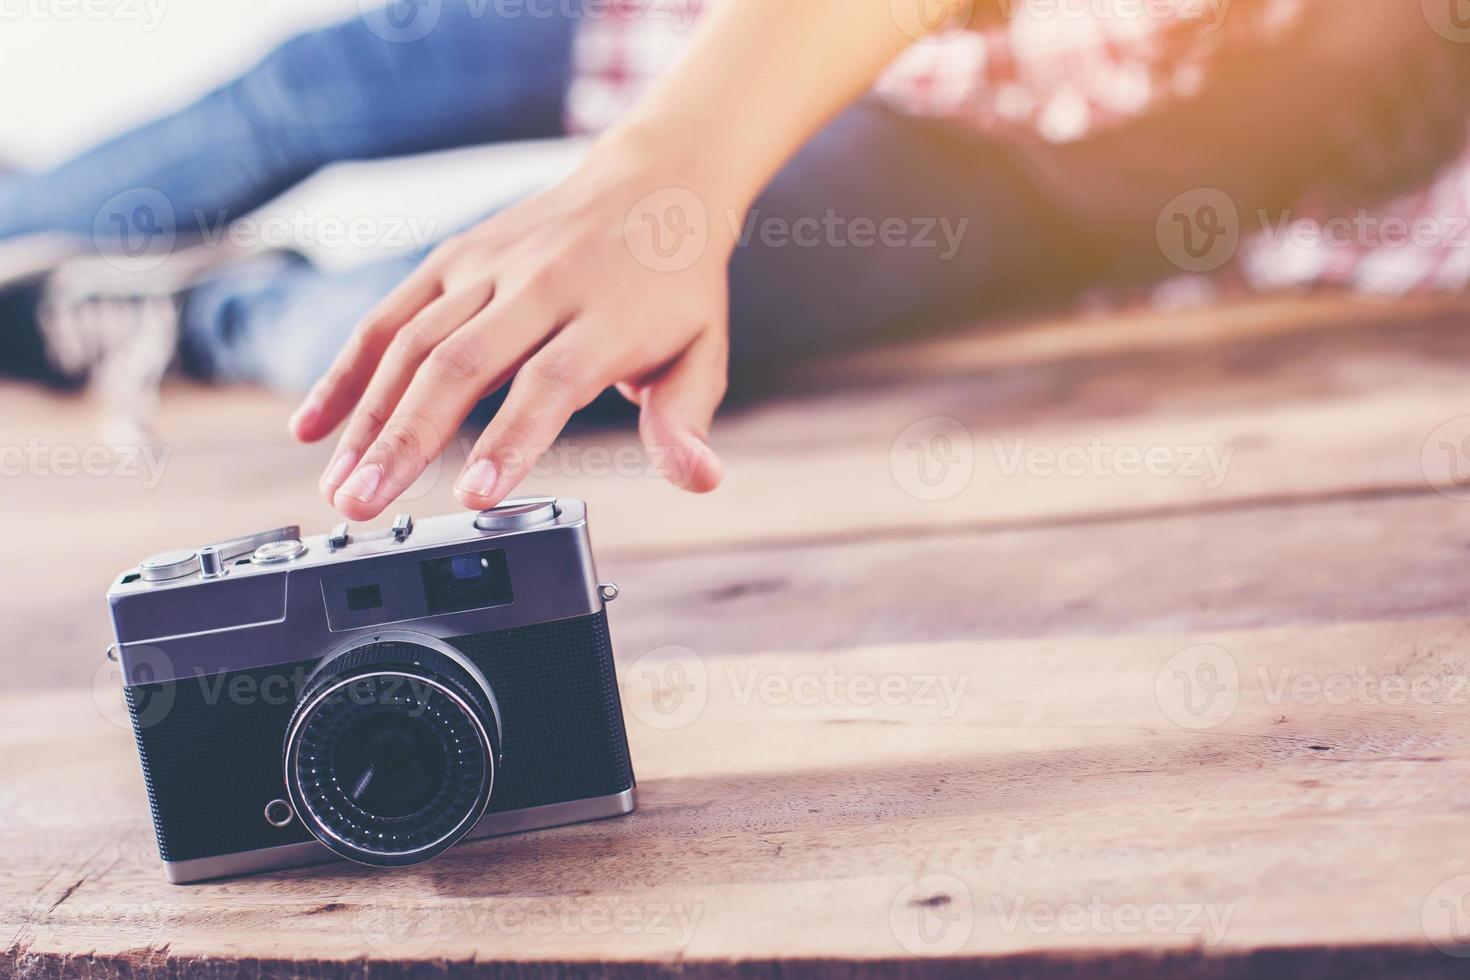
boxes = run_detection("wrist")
[586,120,761,222]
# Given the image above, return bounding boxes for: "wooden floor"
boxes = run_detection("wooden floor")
[6,293,1470,977]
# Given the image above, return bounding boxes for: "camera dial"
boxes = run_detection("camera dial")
[283,632,501,867]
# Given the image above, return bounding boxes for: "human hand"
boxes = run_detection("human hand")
[288,140,733,520]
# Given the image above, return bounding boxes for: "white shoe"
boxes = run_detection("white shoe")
[0,233,88,292]
[30,243,306,447]
[36,266,182,449]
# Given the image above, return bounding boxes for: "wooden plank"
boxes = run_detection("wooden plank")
[8,297,1470,561]
[8,375,1456,562]
[793,293,1470,384]
[563,299,1470,556]
[13,467,1467,693]
[5,617,1469,976]
[600,489,1470,662]
[6,295,1469,977]
[8,295,1470,689]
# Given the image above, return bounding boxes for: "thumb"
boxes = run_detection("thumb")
[635,332,727,493]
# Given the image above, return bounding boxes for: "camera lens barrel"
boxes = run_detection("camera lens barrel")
[283,634,501,867]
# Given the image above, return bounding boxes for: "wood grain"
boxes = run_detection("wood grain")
[7,293,1470,976]
[601,489,1470,661]
[5,619,1470,976]
[8,295,1470,693]
[792,294,1470,385]
[7,294,1469,561]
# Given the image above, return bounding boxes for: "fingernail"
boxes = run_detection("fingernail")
[456,459,498,498]
[673,428,709,459]
[322,450,358,490]
[289,399,321,434]
[338,463,383,503]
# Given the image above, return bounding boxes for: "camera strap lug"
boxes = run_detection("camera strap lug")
[598,582,620,603]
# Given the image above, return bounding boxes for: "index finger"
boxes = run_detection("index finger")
[289,256,449,443]
[329,300,552,520]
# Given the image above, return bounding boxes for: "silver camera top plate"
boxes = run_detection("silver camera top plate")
[106,498,607,686]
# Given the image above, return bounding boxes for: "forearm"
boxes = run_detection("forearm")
[595,0,958,210]
[299,2,1014,514]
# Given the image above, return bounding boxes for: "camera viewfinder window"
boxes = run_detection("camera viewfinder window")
[345,584,384,612]
[421,550,513,614]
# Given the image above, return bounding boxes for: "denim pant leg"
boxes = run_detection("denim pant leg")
[0,0,576,245]
[181,101,1092,396]
[181,253,423,393]
[727,101,1094,365]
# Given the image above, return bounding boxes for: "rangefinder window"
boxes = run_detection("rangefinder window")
[421,549,512,614]
[345,584,383,611]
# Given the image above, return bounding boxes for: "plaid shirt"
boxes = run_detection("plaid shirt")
[567,0,1470,297]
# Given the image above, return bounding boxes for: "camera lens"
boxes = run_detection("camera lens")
[335,713,448,818]
[283,635,501,867]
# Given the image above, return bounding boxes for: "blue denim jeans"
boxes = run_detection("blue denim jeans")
[0,1,1087,394]
[0,1,574,245]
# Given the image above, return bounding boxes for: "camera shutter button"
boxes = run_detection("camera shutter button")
[251,539,307,565]
[139,549,198,582]
[474,496,558,532]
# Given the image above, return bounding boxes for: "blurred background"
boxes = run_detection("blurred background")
[8,0,1470,700]
[1,0,581,271]
[7,5,1470,970]
[1,0,594,693]
[2,2,350,166]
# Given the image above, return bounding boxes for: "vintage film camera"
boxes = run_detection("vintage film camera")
[106,497,635,883]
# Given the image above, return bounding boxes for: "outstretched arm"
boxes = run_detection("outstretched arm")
[290,0,971,520]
